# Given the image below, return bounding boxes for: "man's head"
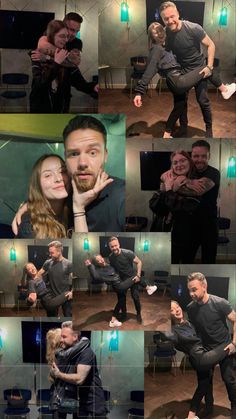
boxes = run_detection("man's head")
[159,1,181,32]
[63,116,108,192]
[60,321,81,349]
[187,272,208,304]
[48,240,63,260]
[191,140,210,172]
[108,236,121,255]
[63,12,83,42]
[25,263,37,278]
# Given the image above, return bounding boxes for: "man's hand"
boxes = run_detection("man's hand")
[94,84,99,93]
[50,362,60,378]
[65,291,73,300]
[133,95,142,107]
[84,259,91,266]
[133,275,140,283]
[224,342,236,355]
[72,169,114,213]
[54,48,69,65]
[31,49,46,62]
[199,66,212,78]
[12,202,28,235]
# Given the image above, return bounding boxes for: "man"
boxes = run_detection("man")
[50,321,106,419]
[63,115,125,232]
[40,241,73,317]
[160,1,216,137]
[189,140,220,263]
[108,236,143,323]
[63,12,83,43]
[187,272,236,418]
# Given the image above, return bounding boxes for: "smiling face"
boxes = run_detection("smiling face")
[65,19,81,41]
[40,156,69,201]
[60,327,78,349]
[109,238,121,255]
[25,263,37,277]
[48,245,62,260]
[54,27,69,48]
[188,279,207,303]
[95,255,106,266]
[160,6,181,32]
[171,301,183,323]
[171,153,191,176]
[191,146,210,172]
[64,128,108,192]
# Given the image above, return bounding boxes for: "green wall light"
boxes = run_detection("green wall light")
[218,7,228,26]
[108,330,119,351]
[143,240,150,252]
[227,156,236,178]
[120,1,129,22]
[83,238,90,251]
[10,246,16,261]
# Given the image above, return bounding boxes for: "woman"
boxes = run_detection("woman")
[85,255,157,327]
[149,150,214,263]
[16,154,71,238]
[167,301,230,419]
[46,329,90,414]
[30,19,97,113]
[133,22,236,138]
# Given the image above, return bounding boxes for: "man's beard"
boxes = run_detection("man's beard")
[73,172,97,192]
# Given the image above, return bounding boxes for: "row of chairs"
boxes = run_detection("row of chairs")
[3,388,144,418]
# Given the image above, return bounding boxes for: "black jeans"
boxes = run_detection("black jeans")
[190,368,214,412]
[167,66,222,95]
[219,356,236,404]
[194,78,212,130]
[187,216,218,264]
[46,299,72,317]
[113,277,141,317]
[189,342,227,371]
[165,83,188,133]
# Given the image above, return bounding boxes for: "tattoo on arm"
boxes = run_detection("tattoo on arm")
[178,177,214,196]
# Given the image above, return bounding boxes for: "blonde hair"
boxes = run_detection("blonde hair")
[148,22,166,49]
[28,154,68,238]
[187,272,207,285]
[46,328,62,365]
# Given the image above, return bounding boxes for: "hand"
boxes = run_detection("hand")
[186,179,206,193]
[72,170,114,213]
[67,50,81,66]
[94,84,99,93]
[31,49,45,61]
[199,66,212,78]
[161,170,175,191]
[172,175,187,192]
[133,95,142,107]
[12,202,28,235]
[50,362,60,378]
[65,291,73,300]
[224,342,236,355]
[84,259,91,266]
[133,275,140,283]
[54,48,69,65]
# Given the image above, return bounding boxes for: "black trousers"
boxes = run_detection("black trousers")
[167,66,222,95]
[189,342,227,371]
[46,299,72,317]
[187,216,218,264]
[113,277,141,317]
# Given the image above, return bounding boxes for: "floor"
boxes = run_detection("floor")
[144,366,233,419]
[99,88,236,138]
[73,290,170,331]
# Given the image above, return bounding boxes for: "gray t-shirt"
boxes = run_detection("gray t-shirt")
[109,249,136,280]
[165,20,206,71]
[187,294,232,349]
[42,257,73,295]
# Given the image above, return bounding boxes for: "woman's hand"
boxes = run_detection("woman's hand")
[133,95,142,107]
[72,170,114,213]
[172,175,187,192]
[12,202,28,235]
[84,259,91,266]
[54,48,69,65]
[161,170,175,191]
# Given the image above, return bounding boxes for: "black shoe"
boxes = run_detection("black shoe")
[205,127,213,138]
[118,313,127,322]
[231,403,236,418]
[136,313,142,324]
[174,126,188,138]
[198,405,214,418]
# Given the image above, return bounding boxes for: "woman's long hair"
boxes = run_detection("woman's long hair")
[148,22,166,49]
[46,328,62,365]
[170,150,195,178]
[46,20,67,45]
[28,154,68,238]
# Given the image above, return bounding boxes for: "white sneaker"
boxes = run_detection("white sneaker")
[221,83,236,99]
[109,319,122,327]
[147,285,157,295]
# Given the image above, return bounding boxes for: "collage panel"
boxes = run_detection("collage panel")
[144,264,236,419]
[126,137,236,264]
[0,318,144,418]
[0,238,73,318]
[72,232,171,331]
[0,113,126,238]
[99,0,236,138]
[0,0,98,114]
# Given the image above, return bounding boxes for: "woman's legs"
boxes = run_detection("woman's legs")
[164,86,188,137]
[188,368,214,417]
[189,342,228,370]
[41,292,68,311]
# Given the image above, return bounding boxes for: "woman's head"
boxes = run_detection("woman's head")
[170,150,194,177]
[148,22,166,46]
[46,328,62,364]
[171,300,184,324]
[24,263,37,277]
[28,154,70,238]
[91,254,106,267]
[46,20,69,48]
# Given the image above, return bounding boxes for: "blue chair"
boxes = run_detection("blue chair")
[153,341,177,376]
[37,388,53,417]
[3,388,31,419]
[128,390,144,418]
[154,270,170,296]
[1,73,29,99]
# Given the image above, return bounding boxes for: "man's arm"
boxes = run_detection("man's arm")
[133,255,142,279]
[51,362,91,385]
[199,34,215,78]
[176,177,215,196]
[224,310,236,354]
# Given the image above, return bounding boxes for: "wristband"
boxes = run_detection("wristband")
[207,65,213,71]
[74,211,85,217]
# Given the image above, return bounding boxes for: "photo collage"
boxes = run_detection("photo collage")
[0,1,236,418]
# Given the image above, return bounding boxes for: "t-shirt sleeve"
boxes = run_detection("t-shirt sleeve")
[42,259,50,272]
[123,249,136,263]
[67,260,73,275]
[216,297,233,317]
[75,347,94,367]
[188,21,206,42]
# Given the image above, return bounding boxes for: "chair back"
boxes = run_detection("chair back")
[2,73,29,85]
[154,270,169,277]
[130,390,144,403]
[130,56,147,75]
[218,217,230,230]
[36,388,51,404]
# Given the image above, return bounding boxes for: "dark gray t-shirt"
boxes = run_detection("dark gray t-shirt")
[42,257,72,295]
[187,294,232,349]
[109,249,136,280]
[165,20,206,71]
